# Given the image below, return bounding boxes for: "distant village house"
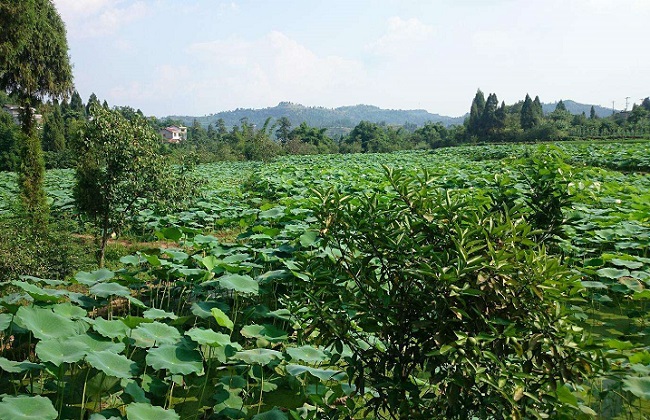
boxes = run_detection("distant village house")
[2,104,43,127]
[159,125,187,143]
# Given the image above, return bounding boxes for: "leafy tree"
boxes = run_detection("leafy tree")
[74,106,195,267]
[533,95,543,121]
[411,122,449,149]
[0,110,19,171]
[641,97,650,112]
[285,122,336,154]
[481,93,499,137]
[520,94,536,130]
[68,89,85,118]
[555,100,567,112]
[467,89,486,138]
[343,121,391,153]
[42,103,65,152]
[0,0,74,230]
[495,101,507,132]
[275,116,292,144]
[296,167,596,418]
[589,105,598,120]
[86,92,99,115]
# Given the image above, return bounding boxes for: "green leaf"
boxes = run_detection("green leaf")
[286,345,328,363]
[75,269,115,286]
[299,230,319,248]
[158,227,183,242]
[10,281,66,303]
[596,267,631,279]
[143,308,178,320]
[0,395,58,420]
[252,408,289,420]
[186,327,232,347]
[259,206,285,219]
[126,402,180,420]
[35,338,88,366]
[146,344,204,375]
[285,364,345,381]
[611,258,644,269]
[120,255,142,265]
[623,376,650,399]
[87,351,137,379]
[93,317,131,339]
[68,333,125,354]
[0,357,43,373]
[14,306,78,340]
[234,349,282,365]
[0,313,11,331]
[580,281,608,289]
[52,302,87,319]
[218,274,258,295]
[131,322,181,348]
[90,282,132,298]
[211,308,234,331]
[240,324,288,343]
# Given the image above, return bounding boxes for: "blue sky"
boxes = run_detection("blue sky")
[53,0,649,118]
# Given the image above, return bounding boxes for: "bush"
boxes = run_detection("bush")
[293,166,599,419]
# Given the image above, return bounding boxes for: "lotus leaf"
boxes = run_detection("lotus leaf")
[240,324,288,343]
[0,313,11,331]
[211,308,234,331]
[146,344,204,375]
[285,364,345,381]
[14,306,78,340]
[252,408,288,420]
[623,376,650,399]
[93,317,131,339]
[143,308,178,320]
[90,282,132,298]
[217,273,258,295]
[234,349,282,365]
[131,321,181,348]
[0,357,42,373]
[186,327,232,347]
[0,395,58,420]
[36,338,88,365]
[286,345,328,363]
[68,333,125,353]
[11,280,66,303]
[597,267,631,279]
[126,402,180,420]
[87,351,137,379]
[75,269,115,286]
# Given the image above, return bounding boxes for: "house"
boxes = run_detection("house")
[159,125,187,144]
[2,104,43,127]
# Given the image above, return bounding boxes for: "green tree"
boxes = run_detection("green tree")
[74,106,193,267]
[520,94,536,130]
[481,93,499,137]
[42,103,65,152]
[0,0,74,230]
[86,92,99,115]
[275,116,292,144]
[555,100,567,112]
[467,89,486,138]
[0,110,20,171]
[533,95,543,121]
[343,121,391,153]
[411,122,449,149]
[68,89,84,118]
[590,105,598,120]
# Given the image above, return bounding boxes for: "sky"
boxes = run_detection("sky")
[53,0,649,118]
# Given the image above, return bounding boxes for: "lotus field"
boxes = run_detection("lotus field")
[0,141,650,419]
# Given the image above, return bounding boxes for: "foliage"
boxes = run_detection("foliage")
[74,106,197,267]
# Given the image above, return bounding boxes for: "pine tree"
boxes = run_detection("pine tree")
[481,93,499,136]
[590,106,598,120]
[496,101,507,132]
[468,89,486,137]
[520,94,536,130]
[555,100,567,112]
[533,96,543,122]
[86,93,99,115]
[42,104,65,152]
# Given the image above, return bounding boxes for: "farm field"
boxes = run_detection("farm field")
[1,141,650,419]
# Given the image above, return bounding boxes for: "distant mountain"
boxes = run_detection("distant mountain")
[542,100,614,118]
[167,100,616,134]
[169,102,467,133]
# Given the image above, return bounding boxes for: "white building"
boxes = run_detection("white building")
[2,104,43,127]
[159,125,187,144]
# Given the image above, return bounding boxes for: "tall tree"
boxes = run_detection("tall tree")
[555,100,567,112]
[481,93,499,136]
[467,89,486,137]
[642,97,650,112]
[0,0,74,230]
[86,92,99,115]
[589,105,598,120]
[42,103,65,152]
[69,89,84,117]
[520,94,536,130]
[276,116,292,144]
[495,101,507,132]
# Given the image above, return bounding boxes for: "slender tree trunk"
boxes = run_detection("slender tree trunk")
[98,214,110,268]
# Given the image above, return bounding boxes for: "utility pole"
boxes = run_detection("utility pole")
[612,100,615,115]
[625,96,630,111]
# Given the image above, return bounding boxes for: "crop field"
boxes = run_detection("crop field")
[0,141,649,419]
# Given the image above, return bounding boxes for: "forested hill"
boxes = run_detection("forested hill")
[541,100,613,118]
[168,100,615,130]
[169,102,467,129]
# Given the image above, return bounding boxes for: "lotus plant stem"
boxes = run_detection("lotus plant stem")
[166,380,176,410]
[57,364,65,417]
[257,369,264,415]
[80,368,91,420]
[194,350,212,420]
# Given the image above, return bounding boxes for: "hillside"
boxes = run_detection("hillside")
[168,100,616,131]
[169,102,467,130]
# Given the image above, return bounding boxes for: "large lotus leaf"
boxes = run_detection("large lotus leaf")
[213,393,245,417]
[0,313,11,331]
[52,302,87,319]
[597,267,631,279]
[126,402,180,420]
[186,327,233,347]
[11,280,66,303]
[75,269,115,286]
[622,376,650,399]
[0,356,43,373]
[131,322,181,348]
[211,308,234,331]
[234,349,282,365]
[580,281,608,290]
[619,277,644,293]
[93,318,131,339]
[146,344,204,375]
[611,258,644,269]
[252,408,289,420]
[68,333,125,353]
[90,282,132,298]
[122,379,151,403]
[191,301,229,319]
[286,345,328,363]
[20,275,68,287]
[217,274,258,295]
[285,364,345,381]
[240,324,288,343]
[259,206,286,220]
[36,338,88,366]
[14,306,78,340]
[143,308,178,320]
[87,351,137,379]
[0,395,57,420]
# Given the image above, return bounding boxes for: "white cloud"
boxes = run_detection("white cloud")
[53,0,148,38]
[366,17,434,57]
